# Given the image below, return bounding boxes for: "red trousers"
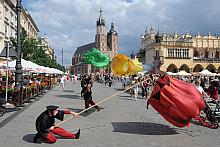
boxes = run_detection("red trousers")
[44,127,76,143]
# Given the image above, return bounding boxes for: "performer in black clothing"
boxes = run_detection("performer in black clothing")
[82,83,100,112]
[34,105,80,143]
[81,75,87,98]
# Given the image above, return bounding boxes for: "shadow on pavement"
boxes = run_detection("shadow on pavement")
[23,133,78,144]
[111,122,179,135]
[114,88,124,91]
[68,107,97,117]
[23,134,36,143]
[117,96,134,101]
[63,90,75,93]
[67,108,84,113]
[190,120,203,126]
[57,94,80,99]
[80,109,97,117]
[51,89,60,92]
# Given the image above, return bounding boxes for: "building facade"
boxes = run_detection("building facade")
[20,8,39,39]
[0,0,41,63]
[138,27,220,73]
[0,0,17,59]
[39,36,55,60]
[72,10,119,75]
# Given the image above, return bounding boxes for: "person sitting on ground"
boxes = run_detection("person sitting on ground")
[34,105,80,144]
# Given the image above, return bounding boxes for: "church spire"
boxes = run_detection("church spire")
[145,26,148,35]
[110,22,115,32]
[96,0,105,26]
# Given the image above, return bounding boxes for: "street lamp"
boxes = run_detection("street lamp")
[15,0,23,88]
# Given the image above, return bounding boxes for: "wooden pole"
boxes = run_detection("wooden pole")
[55,79,148,127]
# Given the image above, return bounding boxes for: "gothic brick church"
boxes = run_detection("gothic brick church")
[71,10,119,75]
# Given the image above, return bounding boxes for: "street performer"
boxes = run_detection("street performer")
[82,78,100,112]
[34,105,80,143]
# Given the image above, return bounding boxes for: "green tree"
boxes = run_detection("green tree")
[10,28,63,71]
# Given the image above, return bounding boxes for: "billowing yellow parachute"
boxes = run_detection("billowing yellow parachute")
[110,54,143,76]
[129,58,144,75]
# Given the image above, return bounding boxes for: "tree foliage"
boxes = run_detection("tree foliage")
[10,28,63,71]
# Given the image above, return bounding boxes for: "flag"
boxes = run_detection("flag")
[83,48,110,68]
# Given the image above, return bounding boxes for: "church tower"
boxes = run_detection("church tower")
[95,9,107,52]
[107,22,119,57]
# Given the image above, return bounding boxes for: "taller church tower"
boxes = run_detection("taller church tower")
[107,22,119,57]
[95,10,107,52]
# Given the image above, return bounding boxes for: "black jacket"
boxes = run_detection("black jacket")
[81,79,87,88]
[35,110,64,137]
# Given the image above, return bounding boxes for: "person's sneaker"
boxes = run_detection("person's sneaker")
[75,129,80,139]
[97,107,100,112]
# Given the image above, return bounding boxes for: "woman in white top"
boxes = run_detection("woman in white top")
[130,77,139,101]
[195,79,209,98]
[60,76,66,92]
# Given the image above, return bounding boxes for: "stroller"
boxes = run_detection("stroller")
[195,98,220,129]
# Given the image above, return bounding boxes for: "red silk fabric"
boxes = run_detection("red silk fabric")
[148,76,205,127]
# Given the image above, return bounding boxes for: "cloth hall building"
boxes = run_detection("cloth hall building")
[138,27,220,73]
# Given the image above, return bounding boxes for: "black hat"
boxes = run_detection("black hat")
[46,105,59,111]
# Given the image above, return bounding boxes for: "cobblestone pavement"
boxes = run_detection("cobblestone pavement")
[0,81,220,147]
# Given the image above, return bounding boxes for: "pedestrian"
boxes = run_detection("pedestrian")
[34,105,80,144]
[74,75,78,84]
[121,76,126,89]
[133,77,139,101]
[208,80,219,101]
[60,75,66,92]
[104,74,108,85]
[82,82,100,112]
[108,76,112,87]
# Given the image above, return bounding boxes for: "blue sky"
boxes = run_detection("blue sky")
[22,0,220,66]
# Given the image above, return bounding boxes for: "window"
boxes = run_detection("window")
[5,23,9,37]
[183,49,189,58]
[168,48,189,58]
[155,50,160,56]
[10,27,13,36]
[168,48,174,57]
[5,7,8,12]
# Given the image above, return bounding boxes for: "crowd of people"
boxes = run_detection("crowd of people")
[33,71,220,144]
[59,72,220,103]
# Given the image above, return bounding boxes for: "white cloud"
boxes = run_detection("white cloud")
[23,0,220,65]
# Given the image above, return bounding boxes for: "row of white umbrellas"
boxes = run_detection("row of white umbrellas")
[167,69,217,76]
[0,58,63,74]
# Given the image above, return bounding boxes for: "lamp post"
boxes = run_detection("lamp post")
[15,0,23,88]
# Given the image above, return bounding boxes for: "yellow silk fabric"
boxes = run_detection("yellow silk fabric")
[110,54,143,76]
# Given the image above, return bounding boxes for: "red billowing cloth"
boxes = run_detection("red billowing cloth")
[147,75,205,128]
